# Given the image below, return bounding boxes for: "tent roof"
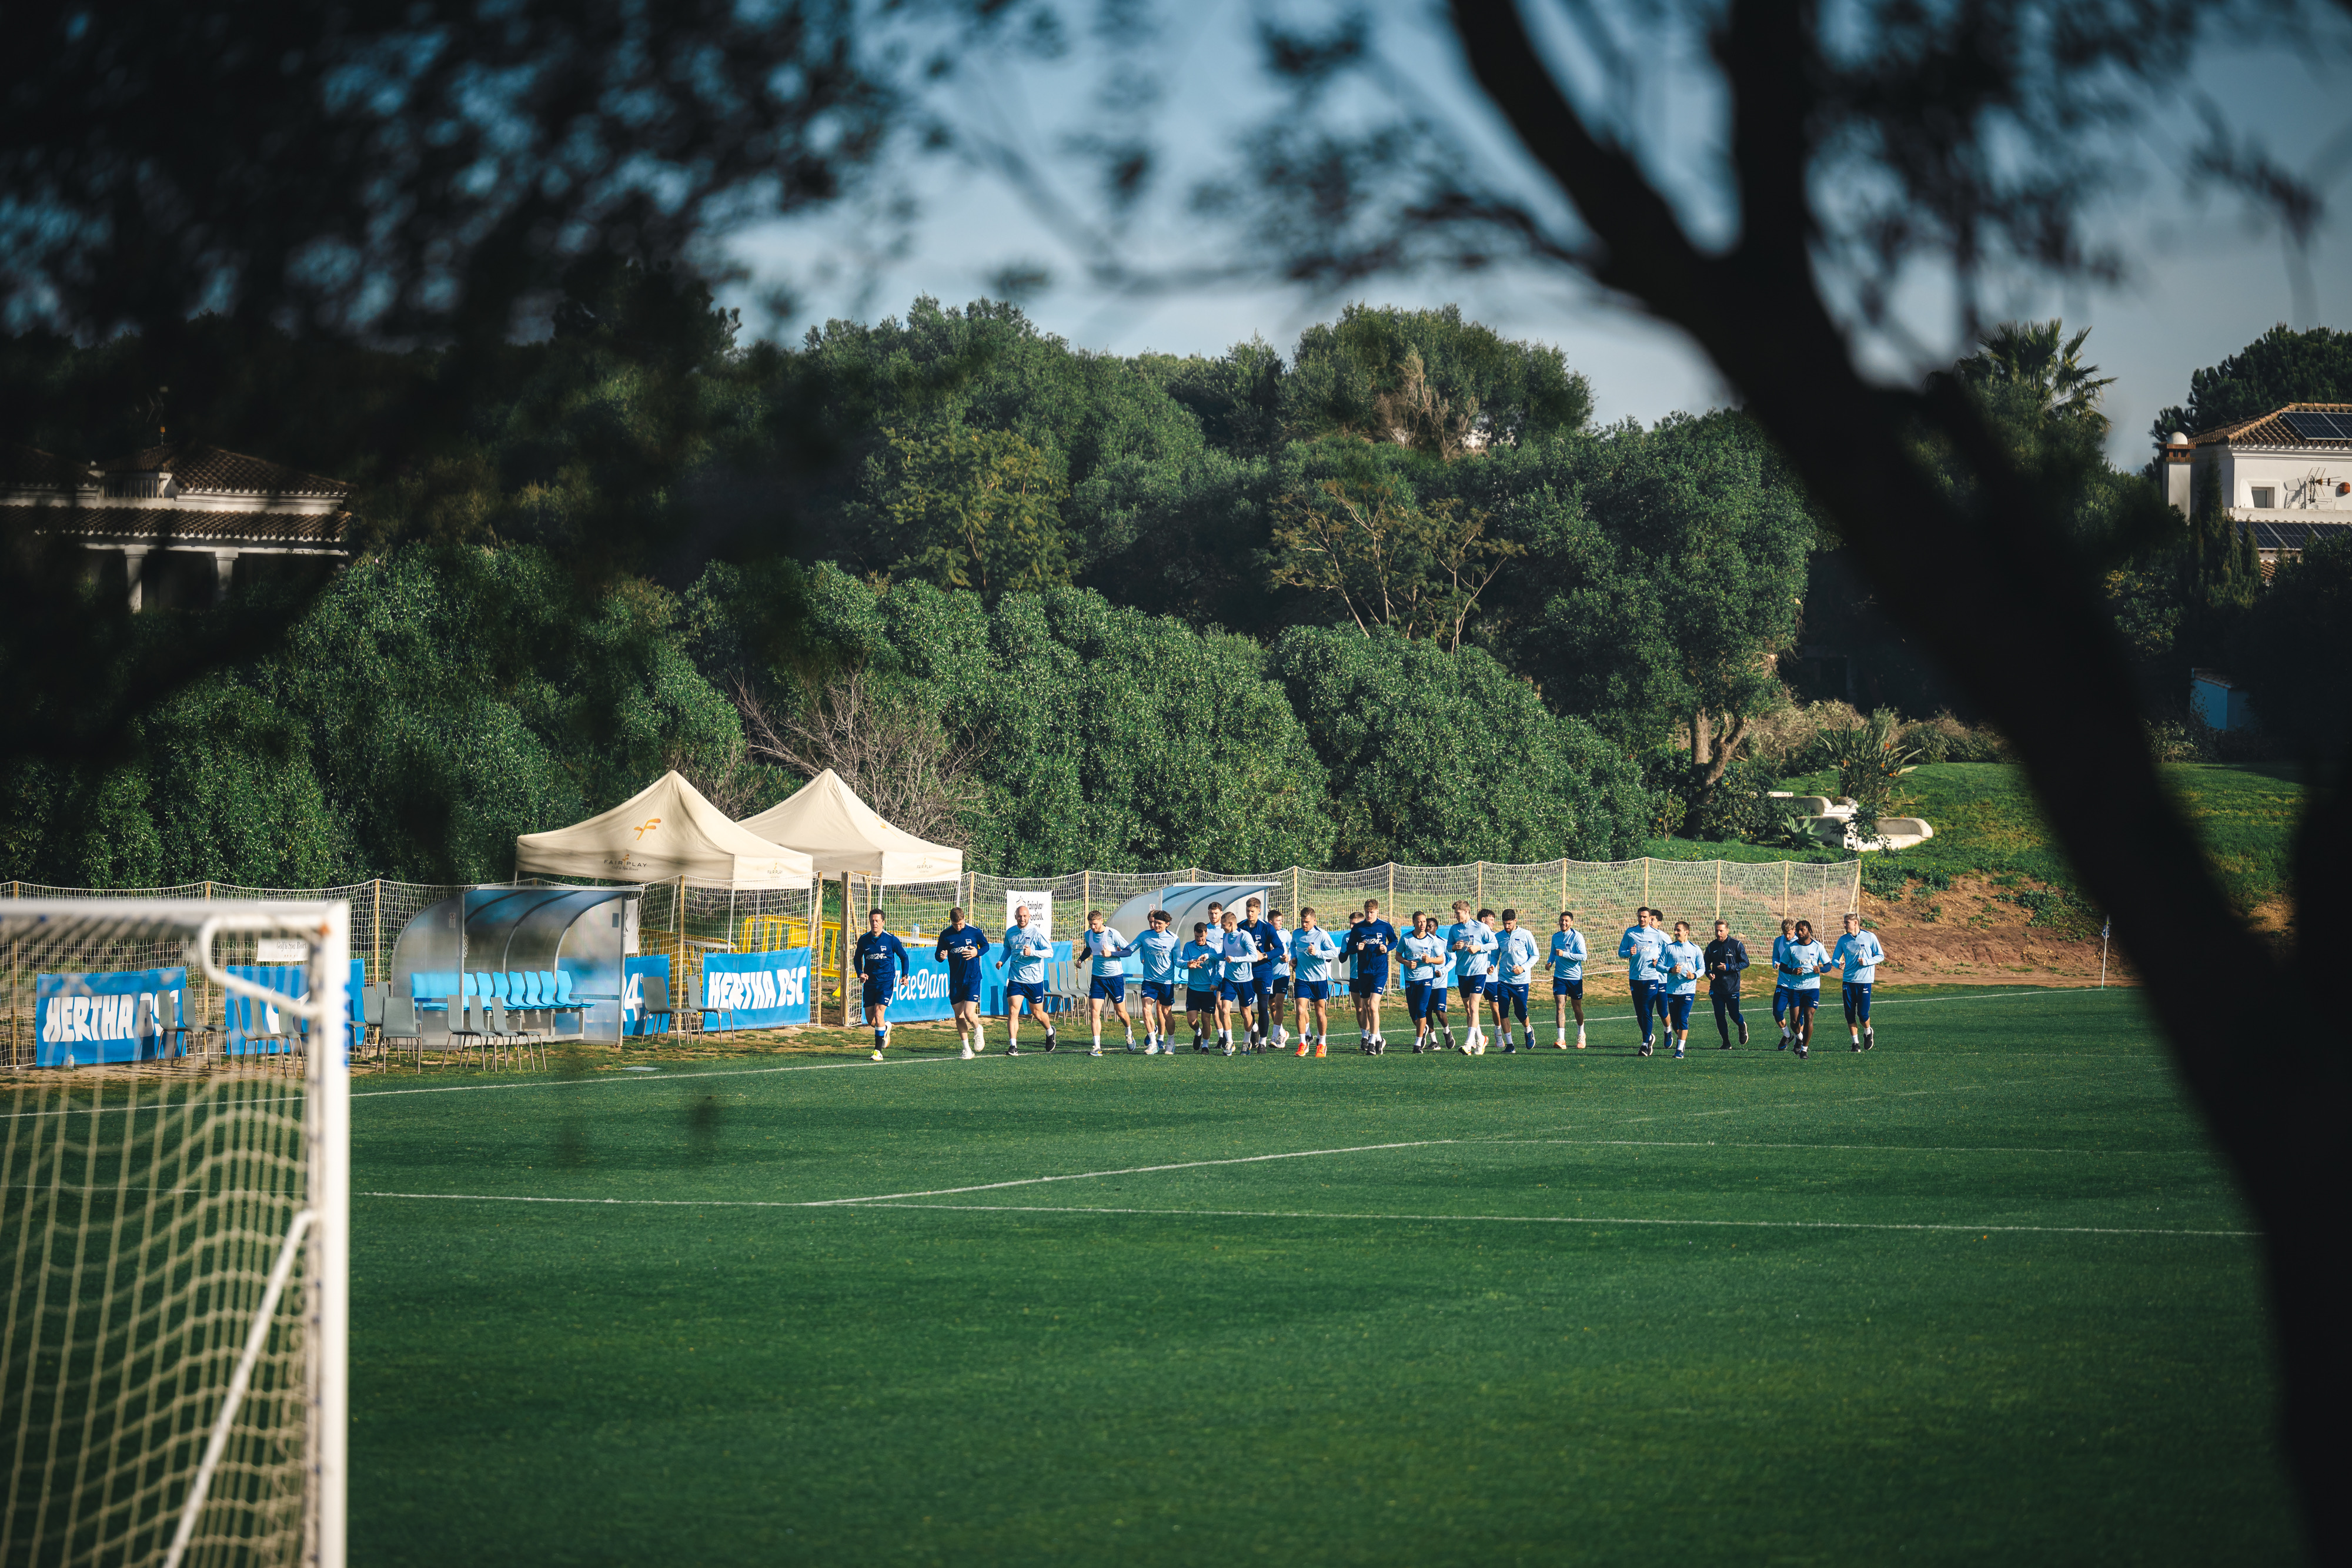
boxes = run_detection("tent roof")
[515,771,813,889]
[736,768,964,882]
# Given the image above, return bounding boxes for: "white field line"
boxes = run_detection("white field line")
[346,1189,2252,1239]
[801,1141,1461,1205]
[855,1201,2256,1238]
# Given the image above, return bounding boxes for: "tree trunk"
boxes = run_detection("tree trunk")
[1691,706,1711,766]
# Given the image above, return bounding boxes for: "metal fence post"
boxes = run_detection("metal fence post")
[1715,862,1722,920]
[1476,862,1484,907]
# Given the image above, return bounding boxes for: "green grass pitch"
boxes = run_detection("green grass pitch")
[348,987,2299,1565]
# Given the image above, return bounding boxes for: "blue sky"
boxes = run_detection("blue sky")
[726,2,2352,465]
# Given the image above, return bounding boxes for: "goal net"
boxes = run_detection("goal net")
[0,900,348,1568]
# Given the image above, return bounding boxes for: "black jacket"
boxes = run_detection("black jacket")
[1703,937,1749,994]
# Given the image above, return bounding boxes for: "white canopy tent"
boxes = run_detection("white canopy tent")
[514,771,814,890]
[736,768,963,884]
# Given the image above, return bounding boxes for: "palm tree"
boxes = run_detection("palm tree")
[1955,320,2116,433]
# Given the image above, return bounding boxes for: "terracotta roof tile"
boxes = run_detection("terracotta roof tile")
[92,442,349,498]
[0,443,98,489]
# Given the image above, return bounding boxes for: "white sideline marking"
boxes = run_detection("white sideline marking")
[350,1054,958,1099]
[858,1201,2257,1238]
[1534,1138,2194,1156]
[348,1189,2253,1239]
[803,1141,1461,1205]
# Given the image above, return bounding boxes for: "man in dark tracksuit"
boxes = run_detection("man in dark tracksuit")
[1704,920,1750,1049]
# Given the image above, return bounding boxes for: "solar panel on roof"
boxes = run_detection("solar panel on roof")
[2280,410,2343,440]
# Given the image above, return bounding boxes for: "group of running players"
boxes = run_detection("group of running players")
[854,898,1889,1062]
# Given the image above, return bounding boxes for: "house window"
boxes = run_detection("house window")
[2250,486,2276,509]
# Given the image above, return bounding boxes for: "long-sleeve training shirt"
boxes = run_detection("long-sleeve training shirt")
[853,931,911,984]
[1782,940,1829,991]
[1000,924,1054,986]
[1178,941,1220,991]
[1770,935,1795,988]
[1549,929,1588,981]
[1290,927,1341,984]
[1619,924,1670,984]
[1399,932,1448,982]
[1702,936,1748,995]
[1120,927,1182,984]
[1345,920,1398,976]
[1833,930,1886,985]
[1661,940,1705,996]
[934,924,991,993]
[1077,927,1129,979]
[1244,918,1281,979]
[1267,928,1294,979]
[1447,921,1498,977]
[1496,927,1541,984]
[1221,930,1264,984]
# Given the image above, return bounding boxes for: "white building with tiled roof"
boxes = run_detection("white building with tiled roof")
[2160,403,2352,572]
[1,440,352,608]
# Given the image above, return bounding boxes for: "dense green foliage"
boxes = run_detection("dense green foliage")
[2230,533,2352,760]
[333,993,2291,1566]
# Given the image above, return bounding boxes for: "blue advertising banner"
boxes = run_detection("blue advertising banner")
[36,967,188,1067]
[220,961,364,1058]
[623,955,670,1036]
[701,948,813,1030]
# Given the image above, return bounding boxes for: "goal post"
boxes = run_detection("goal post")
[0,898,348,1568]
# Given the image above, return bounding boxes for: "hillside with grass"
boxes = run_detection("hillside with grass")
[1737,761,2305,984]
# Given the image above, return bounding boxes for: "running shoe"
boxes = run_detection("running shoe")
[870,1049,885,1061]
[1863,1027,1875,1051]
[1222,1041,1235,1057]
[1089,1044,1102,1057]
[1796,1043,1809,1059]
[960,1044,975,1059]
[1042,1034,1057,1053]
[1007,1044,1021,1056]
[1738,1020,1750,1045]
[1639,1042,1653,1058]
[1316,1041,1328,1058]
[1673,1045,1685,1059]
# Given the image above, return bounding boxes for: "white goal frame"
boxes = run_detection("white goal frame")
[0,897,348,1568]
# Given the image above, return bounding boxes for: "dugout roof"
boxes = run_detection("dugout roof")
[735,768,962,884]
[515,771,814,890]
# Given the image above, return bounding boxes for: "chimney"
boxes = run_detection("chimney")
[2164,430,2193,515]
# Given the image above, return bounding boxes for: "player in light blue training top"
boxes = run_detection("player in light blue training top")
[1074,908,1135,1057]
[1494,910,1541,1054]
[997,905,1058,1055]
[1445,901,1496,1052]
[1769,918,1798,1049]
[1215,911,1264,1057]
[1619,907,1672,1056]
[1117,909,1184,1055]
[1778,918,1830,1058]
[1288,908,1342,1057]
[1659,920,1705,1059]
[1549,911,1588,1049]
[1398,912,1449,1054]
[1178,922,1221,1052]
[1832,911,1887,1052]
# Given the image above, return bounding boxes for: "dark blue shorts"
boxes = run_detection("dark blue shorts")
[1404,979,1437,1018]
[1552,977,1583,998]
[948,975,980,1004]
[1187,988,1218,1012]
[1139,981,1174,1005]
[1664,993,1695,1030]
[1842,982,1873,1021]
[1090,976,1127,1003]
[1495,982,1530,1017]
[1457,973,1488,999]
[1294,978,1331,1002]
[1351,970,1387,998]
[1790,987,1821,1011]
[1265,973,1289,998]
[1772,985,1794,1017]
[860,981,895,1011]
[1220,978,1257,1004]
[1006,980,1046,1008]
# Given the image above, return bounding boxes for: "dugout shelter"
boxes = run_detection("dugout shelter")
[388,885,642,1044]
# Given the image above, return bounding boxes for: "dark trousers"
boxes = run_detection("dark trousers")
[1710,991,1745,1042]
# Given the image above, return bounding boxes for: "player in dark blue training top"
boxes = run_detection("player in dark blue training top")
[854,910,911,1061]
[1345,898,1399,1052]
[934,907,992,1059]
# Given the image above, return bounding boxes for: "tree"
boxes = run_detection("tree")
[1515,413,1814,798]
[1954,320,2117,434]
[868,425,1073,600]
[2232,533,2352,761]
[1269,462,1521,648]
[1272,626,1648,867]
[2152,325,2352,444]
[1284,304,1592,452]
